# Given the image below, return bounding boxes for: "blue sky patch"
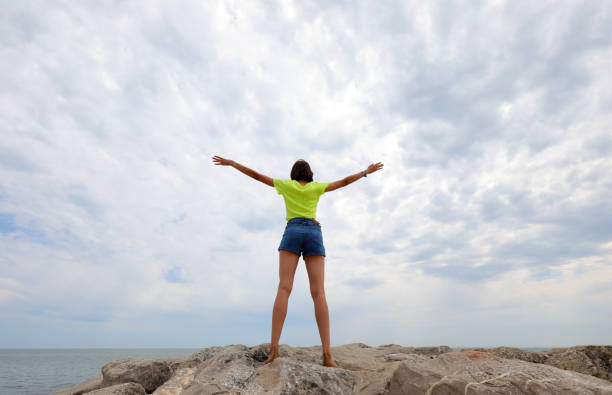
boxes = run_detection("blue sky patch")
[0,212,17,233]
[164,266,185,283]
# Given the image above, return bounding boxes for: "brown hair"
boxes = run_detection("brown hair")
[290,159,313,182]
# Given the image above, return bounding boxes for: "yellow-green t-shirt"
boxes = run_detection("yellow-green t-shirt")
[273,179,329,221]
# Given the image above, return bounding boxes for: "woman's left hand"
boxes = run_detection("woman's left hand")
[213,155,233,166]
[366,162,384,174]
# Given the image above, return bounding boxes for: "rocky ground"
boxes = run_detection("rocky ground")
[53,343,612,394]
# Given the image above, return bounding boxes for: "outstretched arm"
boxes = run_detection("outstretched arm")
[325,162,384,192]
[212,156,274,187]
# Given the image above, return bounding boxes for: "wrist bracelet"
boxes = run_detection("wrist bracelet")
[362,171,367,178]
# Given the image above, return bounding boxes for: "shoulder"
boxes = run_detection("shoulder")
[273,179,292,187]
[273,179,293,194]
[310,181,329,193]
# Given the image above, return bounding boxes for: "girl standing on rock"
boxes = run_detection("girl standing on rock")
[212,156,384,367]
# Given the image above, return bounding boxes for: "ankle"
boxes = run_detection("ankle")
[265,344,279,364]
[322,351,338,368]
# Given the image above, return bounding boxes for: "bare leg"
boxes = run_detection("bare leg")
[304,254,338,367]
[265,249,300,364]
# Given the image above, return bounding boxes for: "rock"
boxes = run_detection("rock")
[51,374,103,395]
[544,346,612,382]
[101,358,173,393]
[413,345,453,356]
[377,344,452,357]
[153,368,198,395]
[465,345,612,383]
[467,346,548,364]
[156,343,380,394]
[388,350,612,394]
[58,343,612,395]
[188,346,226,363]
[84,382,145,395]
[163,357,202,372]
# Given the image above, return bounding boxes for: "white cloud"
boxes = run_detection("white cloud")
[1,1,611,347]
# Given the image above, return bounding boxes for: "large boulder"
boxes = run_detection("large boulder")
[468,345,612,383]
[101,358,173,393]
[544,346,612,382]
[153,344,361,394]
[388,350,612,394]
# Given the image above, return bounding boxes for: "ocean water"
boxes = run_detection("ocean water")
[0,348,199,395]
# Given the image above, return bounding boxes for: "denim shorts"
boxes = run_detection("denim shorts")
[278,217,326,257]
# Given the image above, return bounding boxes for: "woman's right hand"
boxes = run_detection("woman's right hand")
[212,155,234,166]
[366,162,384,174]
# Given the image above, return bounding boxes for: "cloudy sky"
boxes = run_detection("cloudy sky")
[1,1,611,349]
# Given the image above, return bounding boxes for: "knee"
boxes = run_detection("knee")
[310,287,325,300]
[278,282,292,296]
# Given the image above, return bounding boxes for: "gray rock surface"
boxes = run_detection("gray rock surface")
[59,343,612,395]
[84,382,146,395]
[544,346,612,382]
[388,350,612,395]
[52,374,103,395]
[466,345,612,382]
[467,346,549,364]
[101,358,173,393]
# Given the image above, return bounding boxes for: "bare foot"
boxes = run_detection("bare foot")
[264,344,278,364]
[322,351,339,368]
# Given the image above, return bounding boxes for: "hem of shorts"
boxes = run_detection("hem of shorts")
[303,253,326,257]
[278,248,301,256]
[278,248,325,257]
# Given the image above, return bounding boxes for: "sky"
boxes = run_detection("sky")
[1,1,611,349]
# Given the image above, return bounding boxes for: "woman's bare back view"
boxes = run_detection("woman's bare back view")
[213,156,384,367]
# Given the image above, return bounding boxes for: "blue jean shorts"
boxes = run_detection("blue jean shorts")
[278,217,326,257]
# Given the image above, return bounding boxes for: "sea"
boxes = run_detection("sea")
[0,348,200,395]
[0,347,551,395]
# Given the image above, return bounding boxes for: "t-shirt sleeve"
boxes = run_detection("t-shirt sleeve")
[318,182,329,195]
[273,179,286,195]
